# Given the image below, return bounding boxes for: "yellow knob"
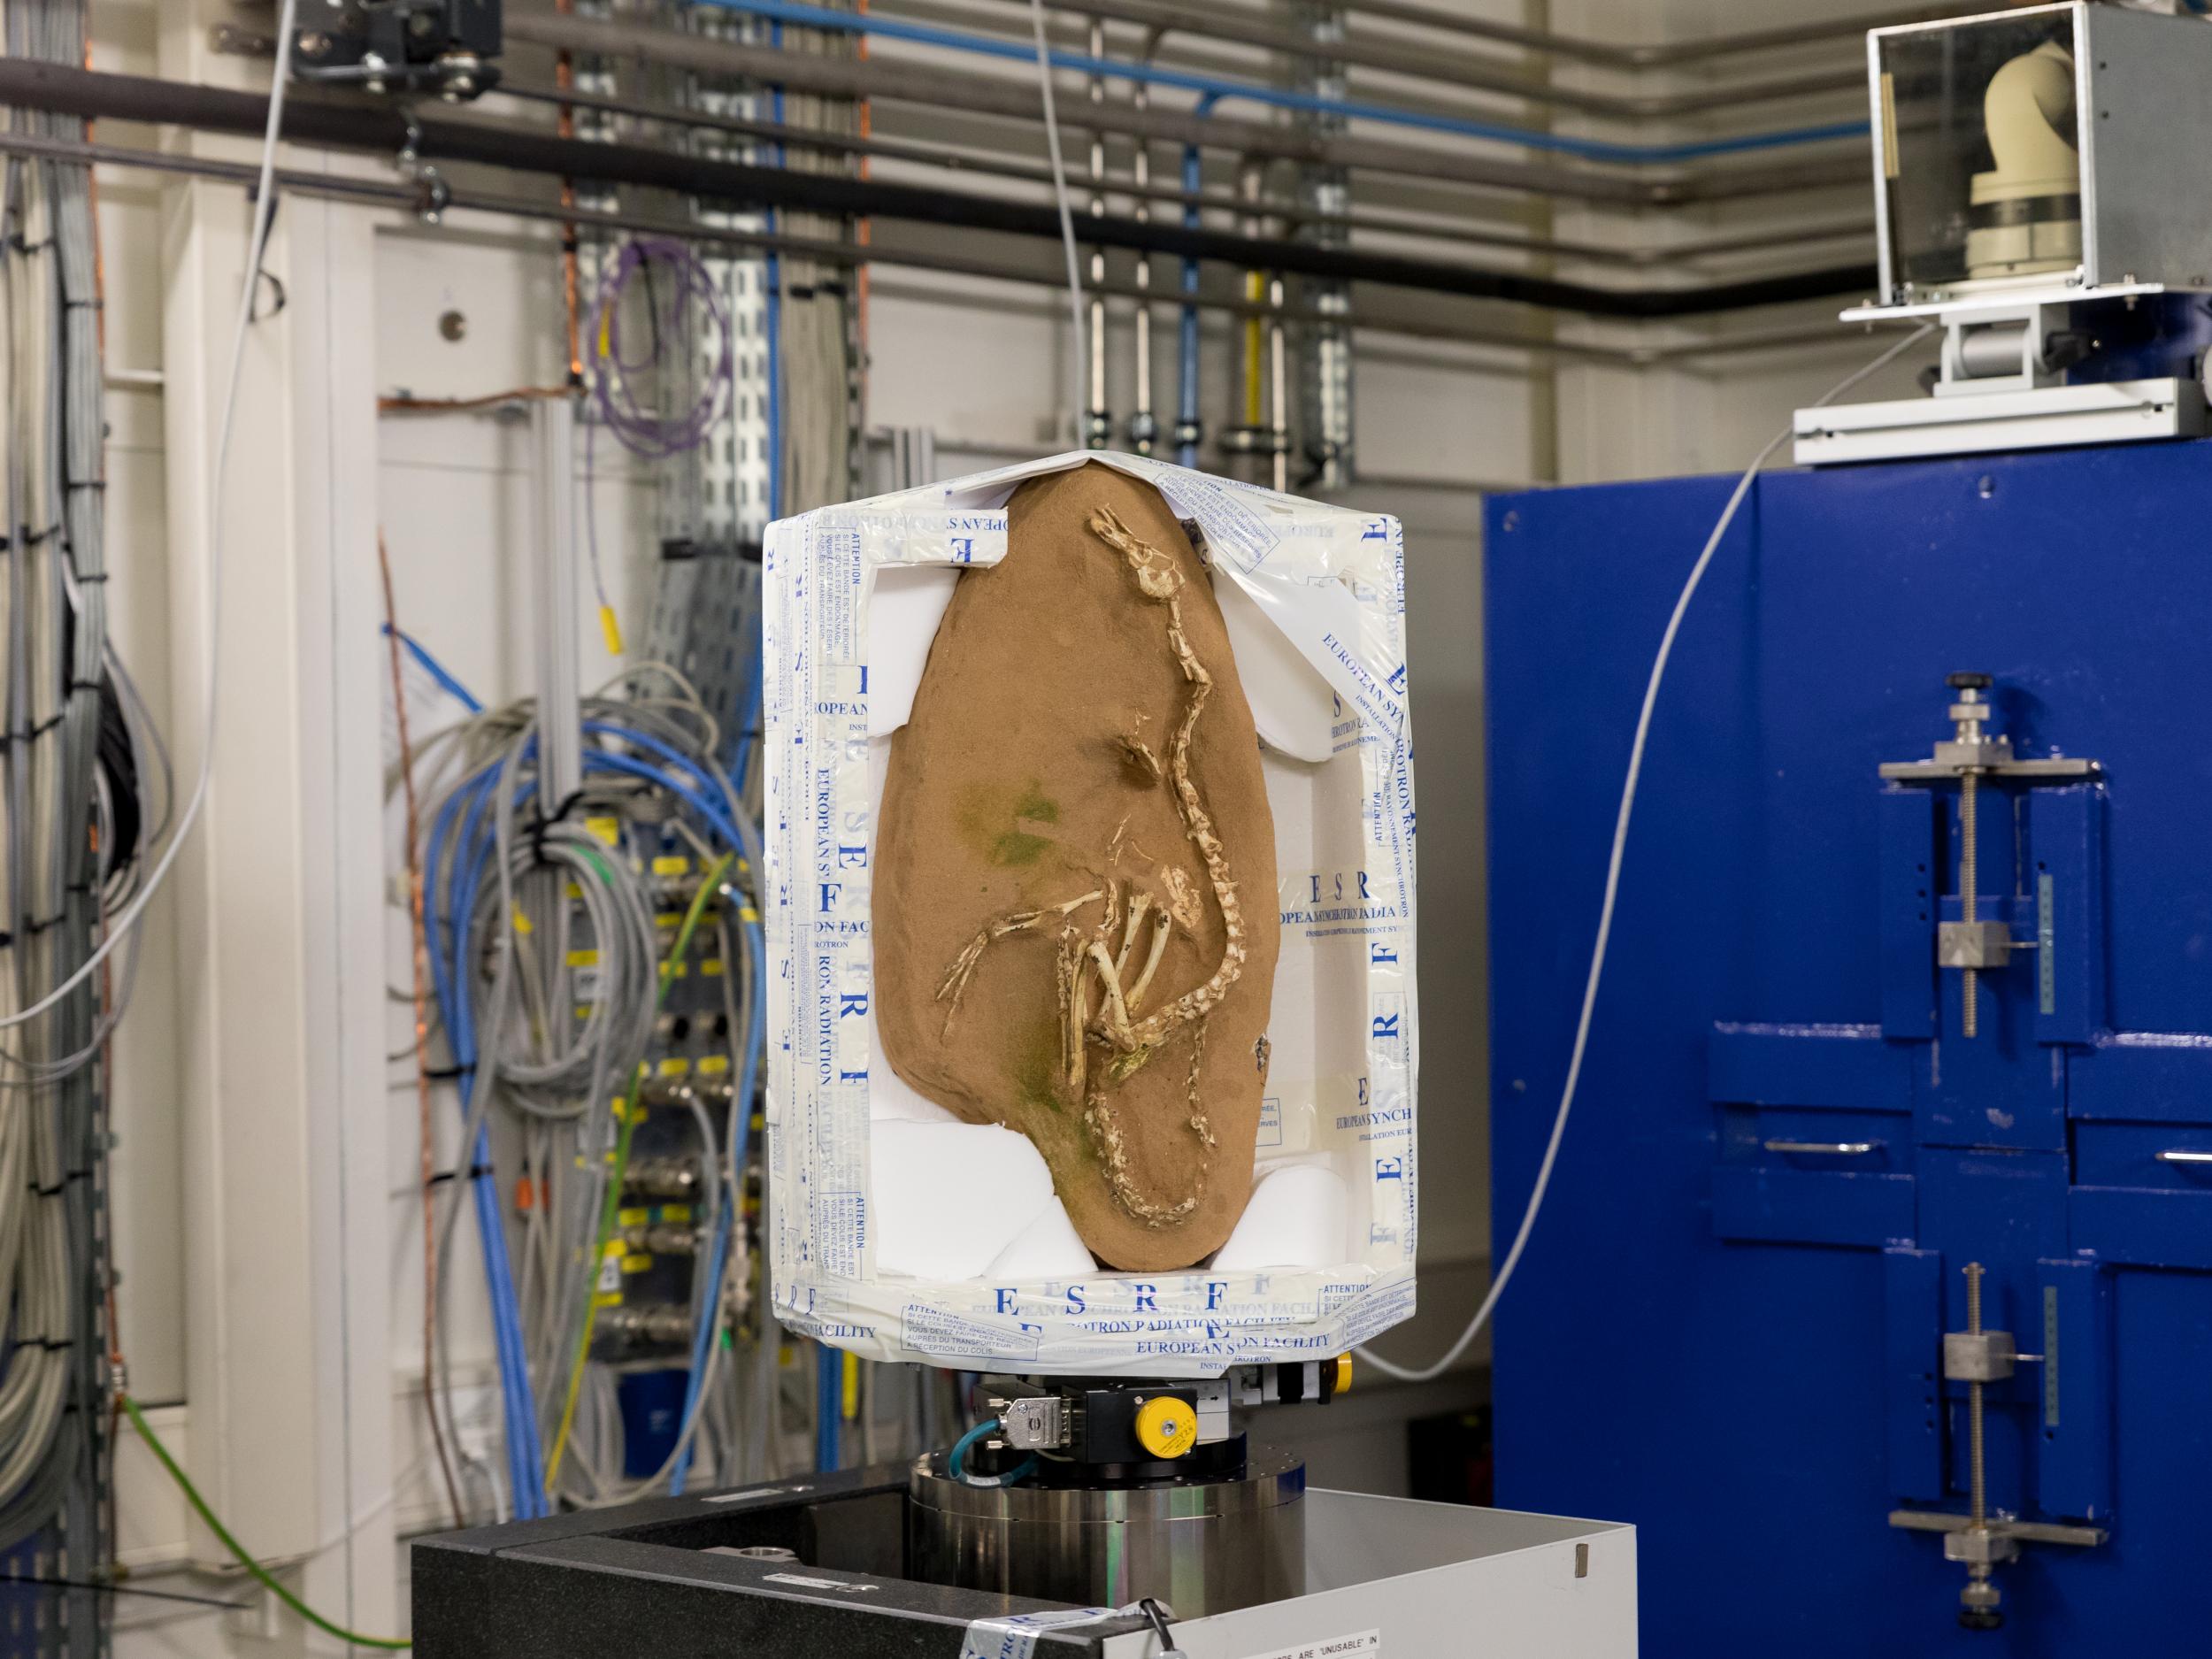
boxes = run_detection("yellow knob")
[1333,1354,1354,1397]
[1133,1395,1198,1459]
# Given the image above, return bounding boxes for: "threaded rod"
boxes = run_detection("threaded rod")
[1960,773,1980,1040]
[1965,1262,1987,1529]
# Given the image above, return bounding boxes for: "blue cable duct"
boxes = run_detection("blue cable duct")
[684,0,1866,164]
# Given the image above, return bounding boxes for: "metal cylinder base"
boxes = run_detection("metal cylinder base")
[908,1447,1305,1617]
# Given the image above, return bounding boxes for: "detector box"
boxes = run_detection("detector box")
[1868,4,2212,309]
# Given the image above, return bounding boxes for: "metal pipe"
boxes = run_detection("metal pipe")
[1129,35,1156,455]
[508,10,1871,207]
[1340,0,1947,71]
[1240,160,1265,442]
[1086,17,1110,448]
[1269,274,1288,493]
[0,124,1851,371]
[493,79,1873,268]
[0,62,1878,318]
[1292,0,1353,493]
[673,0,1868,165]
[6,119,1905,387]
[1176,111,1209,466]
[893,0,1869,123]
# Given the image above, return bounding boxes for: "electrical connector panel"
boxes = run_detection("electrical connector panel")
[293,0,502,99]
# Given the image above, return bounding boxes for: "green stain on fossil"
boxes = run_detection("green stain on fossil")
[957,779,1062,868]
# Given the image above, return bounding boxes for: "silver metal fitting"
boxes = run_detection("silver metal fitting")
[1938,920,2015,971]
[1932,734,2016,770]
[1944,1328,2018,1383]
[998,1396,1067,1452]
[1944,1527,2021,1567]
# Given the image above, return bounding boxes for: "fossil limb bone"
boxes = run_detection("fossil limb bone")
[938,887,1103,1037]
[1084,506,1250,1062]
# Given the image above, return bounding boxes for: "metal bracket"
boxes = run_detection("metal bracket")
[1942,1328,2018,1382]
[209,23,275,60]
[1888,1509,2107,1550]
[1879,756,2101,784]
[1938,919,2018,970]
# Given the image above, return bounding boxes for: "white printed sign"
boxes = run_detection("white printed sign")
[1243,1632,1383,1659]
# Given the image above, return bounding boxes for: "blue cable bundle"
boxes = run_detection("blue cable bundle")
[405,618,772,1512]
[668,912,764,1496]
[423,750,549,1518]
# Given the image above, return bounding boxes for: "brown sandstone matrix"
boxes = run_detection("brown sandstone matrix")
[872,463,1280,1271]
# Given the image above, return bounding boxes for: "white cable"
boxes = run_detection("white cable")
[1026,0,1089,443]
[0,0,301,1032]
[1358,324,1938,1386]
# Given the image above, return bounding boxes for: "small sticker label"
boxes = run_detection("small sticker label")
[653,855,691,877]
[585,816,620,848]
[1242,1633,1382,1659]
[761,1572,877,1593]
[657,1056,691,1077]
[958,1608,1114,1659]
[697,1055,731,1076]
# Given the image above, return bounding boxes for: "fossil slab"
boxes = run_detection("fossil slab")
[873,463,1281,1271]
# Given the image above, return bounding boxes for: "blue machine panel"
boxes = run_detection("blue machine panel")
[1485,438,2212,1655]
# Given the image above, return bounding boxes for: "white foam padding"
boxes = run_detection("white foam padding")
[983,1200,1099,1279]
[866,565,961,739]
[869,1119,1060,1280]
[1210,1162,1350,1271]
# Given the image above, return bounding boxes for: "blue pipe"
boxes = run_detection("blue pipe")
[816,1342,842,1472]
[685,0,1865,165]
[1176,103,1212,471]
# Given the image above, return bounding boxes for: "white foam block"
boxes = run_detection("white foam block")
[1210,1163,1349,1271]
[983,1200,1097,1279]
[870,1120,1059,1280]
[866,565,962,738]
[1216,574,1337,763]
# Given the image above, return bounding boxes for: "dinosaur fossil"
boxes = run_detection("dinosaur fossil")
[872,464,1279,1271]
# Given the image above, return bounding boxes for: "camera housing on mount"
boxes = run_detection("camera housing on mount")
[294,0,502,102]
[1796,2,2212,464]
